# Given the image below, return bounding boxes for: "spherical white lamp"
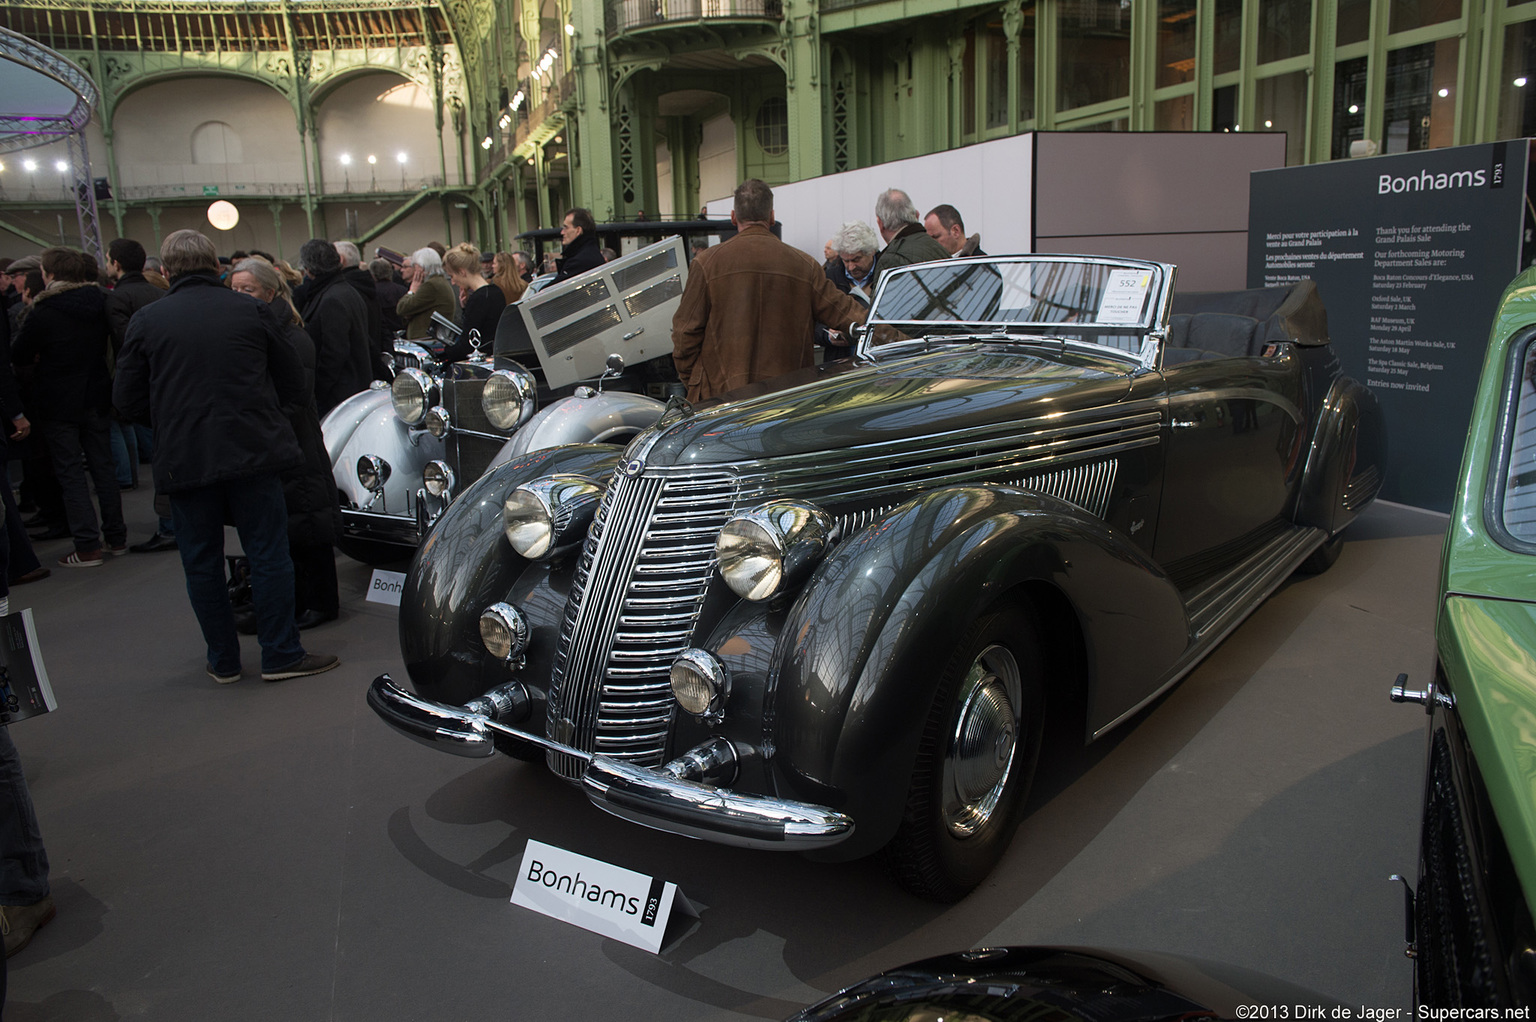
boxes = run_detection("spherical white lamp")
[207,200,240,231]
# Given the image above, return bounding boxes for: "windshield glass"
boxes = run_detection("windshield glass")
[867,257,1165,357]
[1500,334,1536,545]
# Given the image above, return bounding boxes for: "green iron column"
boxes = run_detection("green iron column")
[784,0,824,181]
[569,19,616,212]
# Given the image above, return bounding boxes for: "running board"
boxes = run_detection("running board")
[1092,523,1325,740]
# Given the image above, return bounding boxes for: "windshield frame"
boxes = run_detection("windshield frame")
[856,254,1175,366]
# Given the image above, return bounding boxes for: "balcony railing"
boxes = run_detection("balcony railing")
[606,0,783,36]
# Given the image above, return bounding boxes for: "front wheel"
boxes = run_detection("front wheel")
[885,606,1046,902]
[1297,532,1344,575]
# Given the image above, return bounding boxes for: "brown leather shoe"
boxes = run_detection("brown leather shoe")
[10,567,49,585]
[2,895,56,957]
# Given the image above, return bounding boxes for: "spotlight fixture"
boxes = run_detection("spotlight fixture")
[396,152,408,163]
[1517,77,1529,88]
[565,22,575,34]
[367,154,377,165]
[481,136,493,150]
[54,159,67,172]
[1437,87,1450,98]
[22,159,36,172]
[510,90,525,111]
[1348,104,1359,114]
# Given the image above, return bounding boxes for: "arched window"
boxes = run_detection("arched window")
[191,121,242,163]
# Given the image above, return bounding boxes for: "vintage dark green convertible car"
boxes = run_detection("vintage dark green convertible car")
[368,254,1385,900]
[1392,266,1536,1004]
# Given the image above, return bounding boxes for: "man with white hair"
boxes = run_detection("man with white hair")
[872,187,949,290]
[396,246,456,340]
[832,220,881,295]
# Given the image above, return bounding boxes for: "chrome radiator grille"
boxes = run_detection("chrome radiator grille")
[547,470,738,778]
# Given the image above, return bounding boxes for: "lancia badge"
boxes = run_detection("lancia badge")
[619,458,645,477]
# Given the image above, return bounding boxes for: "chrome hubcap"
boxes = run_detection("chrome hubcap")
[941,643,1022,839]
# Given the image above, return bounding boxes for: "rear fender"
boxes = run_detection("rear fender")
[772,485,1187,859]
[401,444,622,705]
[492,391,668,465]
[1296,376,1387,535]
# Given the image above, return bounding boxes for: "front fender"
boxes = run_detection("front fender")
[1296,375,1387,534]
[773,485,1188,859]
[323,386,445,511]
[401,444,623,705]
[492,391,668,465]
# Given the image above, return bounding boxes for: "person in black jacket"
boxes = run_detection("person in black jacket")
[296,238,371,417]
[0,290,47,589]
[334,241,388,380]
[13,248,126,568]
[441,243,506,362]
[229,258,339,630]
[552,207,604,284]
[114,229,338,684]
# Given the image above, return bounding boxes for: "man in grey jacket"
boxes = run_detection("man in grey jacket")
[871,188,950,291]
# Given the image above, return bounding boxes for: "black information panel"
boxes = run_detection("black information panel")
[1247,140,1529,511]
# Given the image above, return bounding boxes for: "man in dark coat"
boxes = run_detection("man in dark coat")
[105,238,176,552]
[335,241,388,380]
[114,229,338,684]
[296,238,371,417]
[369,258,407,342]
[13,247,127,567]
[923,204,986,258]
[552,207,605,284]
[872,188,951,291]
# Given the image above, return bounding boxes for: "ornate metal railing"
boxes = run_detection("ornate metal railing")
[605,0,782,36]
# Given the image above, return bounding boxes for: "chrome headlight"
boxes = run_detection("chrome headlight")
[390,367,436,426]
[716,500,833,601]
[670,648,730,721]
[357,455,390,493]
[479,602,530,661]
[502,475,604,559]
[424,405,451,438]
[422,460,455,497]
[482,365,537,431]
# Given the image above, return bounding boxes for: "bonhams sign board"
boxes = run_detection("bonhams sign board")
[1247,140,1530,511]
[511,839,697,954]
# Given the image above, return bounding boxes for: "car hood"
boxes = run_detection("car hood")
[634,344,1137,468]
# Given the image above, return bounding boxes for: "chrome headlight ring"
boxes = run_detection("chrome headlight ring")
[482,365,538,432]
[357,455,391,493]
[424,405,452,438]
[390,367,437,426]
[502,475,604,559]
[479,602,530,662]
[422,460,455,498]
[716,500,834,602]
[670,648,730,723]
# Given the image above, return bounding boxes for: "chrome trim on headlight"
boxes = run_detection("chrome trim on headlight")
[424,405,451,438]
[670,648,730,722]
[357,454,391,493]
[390,367,436,426]
[422,460,455,498]
[479,602,530,662]
[503,474,604,559]
[482,365,538,432]
[716,500,833,601]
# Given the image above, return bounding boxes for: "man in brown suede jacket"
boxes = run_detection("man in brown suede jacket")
[671,179,867,403]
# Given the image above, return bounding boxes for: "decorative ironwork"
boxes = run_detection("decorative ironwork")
[605,0,783,36]
[615,88,636,207]
[830,50,851,173]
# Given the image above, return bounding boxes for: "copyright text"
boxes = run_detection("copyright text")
[1233,1009,1531,1021]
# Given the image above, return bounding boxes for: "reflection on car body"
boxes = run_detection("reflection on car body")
[368,254,1386,900]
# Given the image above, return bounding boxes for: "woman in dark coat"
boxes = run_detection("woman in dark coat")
[228,258,338,629]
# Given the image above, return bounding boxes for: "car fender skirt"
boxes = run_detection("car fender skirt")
[367,675,853,850]
[1297,375,1387,533]
[583,757,856,851]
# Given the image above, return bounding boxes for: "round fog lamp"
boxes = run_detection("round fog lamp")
[424,405,451,438]
[357,455,390,493]
[422,460,455,497]
[482,365,537,431]
[479,602,530,661]
[670,648,730,721]
[391,367,435,426]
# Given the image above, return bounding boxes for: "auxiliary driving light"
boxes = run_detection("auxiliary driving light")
[670,648,730,722]
[357,455,391,493]
[422,460,455,498]
[479,602,530,661]
[424,405,451,438]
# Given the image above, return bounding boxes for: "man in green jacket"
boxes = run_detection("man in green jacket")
[396,247,457,340]
[871,188,950,291]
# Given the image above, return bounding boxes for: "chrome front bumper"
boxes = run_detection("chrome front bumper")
[367,675,855,851]
[340,505,426,548]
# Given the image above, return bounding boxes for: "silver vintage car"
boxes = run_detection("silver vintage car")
[322,238,688,563]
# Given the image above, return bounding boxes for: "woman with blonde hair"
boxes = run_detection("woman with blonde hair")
[441,242,505,362]
[490,252,527,304]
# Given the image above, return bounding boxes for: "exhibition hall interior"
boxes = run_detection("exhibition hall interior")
[2,0,1536,1017]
